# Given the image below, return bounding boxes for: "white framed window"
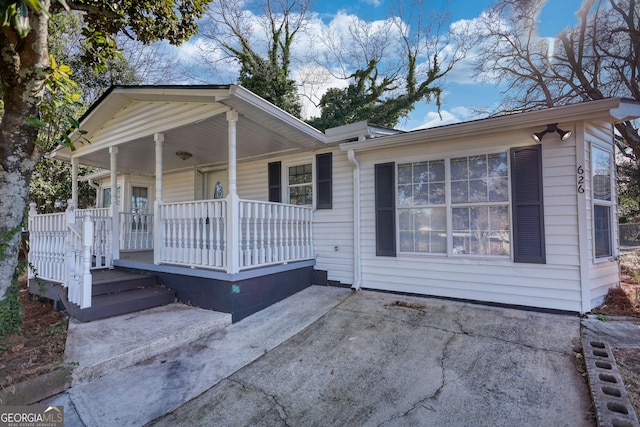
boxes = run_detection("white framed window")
[102,188,111,208]
[592,145,613,258]
[397,152,510,257]
[287,163,313,205]
[398,160,447,253]
[102,186,121,208]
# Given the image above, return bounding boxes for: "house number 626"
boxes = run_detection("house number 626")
[577,165,585,193]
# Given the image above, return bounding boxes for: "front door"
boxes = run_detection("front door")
[205,170,228,200]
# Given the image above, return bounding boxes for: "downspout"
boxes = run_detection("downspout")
[71,157,79,207]
[347,149,362,290]
[87,180,100,207]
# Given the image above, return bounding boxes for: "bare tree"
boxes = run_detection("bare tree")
[475,0,640,158]
[306,0,471,129]
[198,0,315,116]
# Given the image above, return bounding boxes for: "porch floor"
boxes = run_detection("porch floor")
[115,251,316,282]
[119,250,154,264]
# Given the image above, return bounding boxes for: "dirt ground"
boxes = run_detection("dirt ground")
[0,266,639,416]
[0,276,68,389]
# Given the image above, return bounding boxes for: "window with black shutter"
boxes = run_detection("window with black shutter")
[510,145,546,263]
[375,162,396,257]
[316,153,332,209]
[268,161,282,202]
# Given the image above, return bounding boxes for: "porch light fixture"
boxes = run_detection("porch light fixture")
[176,151,193,161]
[531,123,572,142]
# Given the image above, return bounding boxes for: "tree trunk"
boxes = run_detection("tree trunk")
[0,5,50,298]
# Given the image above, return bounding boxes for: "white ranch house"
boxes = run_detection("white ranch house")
[27,85,640,321]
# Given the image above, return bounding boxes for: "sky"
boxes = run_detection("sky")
[172,0,586,130]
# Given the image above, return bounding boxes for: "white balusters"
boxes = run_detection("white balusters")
[28,203,66,282]
[158,200,227,269]
[236,200,313,270]
[119,212,153,251]
[30,198,313,277]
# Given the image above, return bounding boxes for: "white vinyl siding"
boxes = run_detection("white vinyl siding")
[163,169,196,203]
[356,130,584,312]
[542,142,580,267]
[236,148,355,285]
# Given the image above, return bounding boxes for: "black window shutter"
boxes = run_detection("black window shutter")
[375,162,396,257]
[511,145,546,263]
[316,153,332,209]
[268,161,281,202]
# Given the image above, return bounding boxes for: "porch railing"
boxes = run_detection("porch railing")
[239,200,313,269]
[29,197,314,282]
[157,199,227,269]
[29,201,93,308]
[77,208,112,268]
[120,212,153,251]
[28,210,66,282]
[156,198,314,271]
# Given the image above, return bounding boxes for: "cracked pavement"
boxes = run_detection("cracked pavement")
[148,289,593,427]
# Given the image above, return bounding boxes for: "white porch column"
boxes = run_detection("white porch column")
[154,133,164,265]
[110,146,120,263]
[226,110,240,274]
[227,110,238,195]
[71,156,79,207]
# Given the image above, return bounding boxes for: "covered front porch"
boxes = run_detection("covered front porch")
[28,85,328,320]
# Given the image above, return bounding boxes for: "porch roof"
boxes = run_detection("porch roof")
[51,85,329,175]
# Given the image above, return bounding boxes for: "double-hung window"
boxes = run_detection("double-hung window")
[397,152,511,257]
[288,164,313,206]
[451,153,510,256]
[102,186,121,208]
[592,146,613,258]
[398,160,446,253]
[131,186,149,232]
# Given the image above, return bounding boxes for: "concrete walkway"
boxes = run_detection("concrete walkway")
[46,286,593,427]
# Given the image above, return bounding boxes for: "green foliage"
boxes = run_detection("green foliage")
[0,223,22,262]
[77,0,209,71]
[30,158,96,212]
[618,159,640,221]
[0,0,54,38]
[204,0,304,118]
[0,260,24,338]
[47,11,142,105]
[308,59,443,131]
[238,58,301,118]
[31,54,88,152]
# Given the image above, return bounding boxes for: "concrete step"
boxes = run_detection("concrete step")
[65,303,232,385]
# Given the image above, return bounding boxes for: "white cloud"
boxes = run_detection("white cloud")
[294,64,350,119]
[162,3,508,126]
[410,106,480,130]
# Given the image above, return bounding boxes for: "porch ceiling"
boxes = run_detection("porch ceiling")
[76,111,323,175]
[53,85,330,175]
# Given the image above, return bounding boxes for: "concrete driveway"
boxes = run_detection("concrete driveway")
[147,288,592,427]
